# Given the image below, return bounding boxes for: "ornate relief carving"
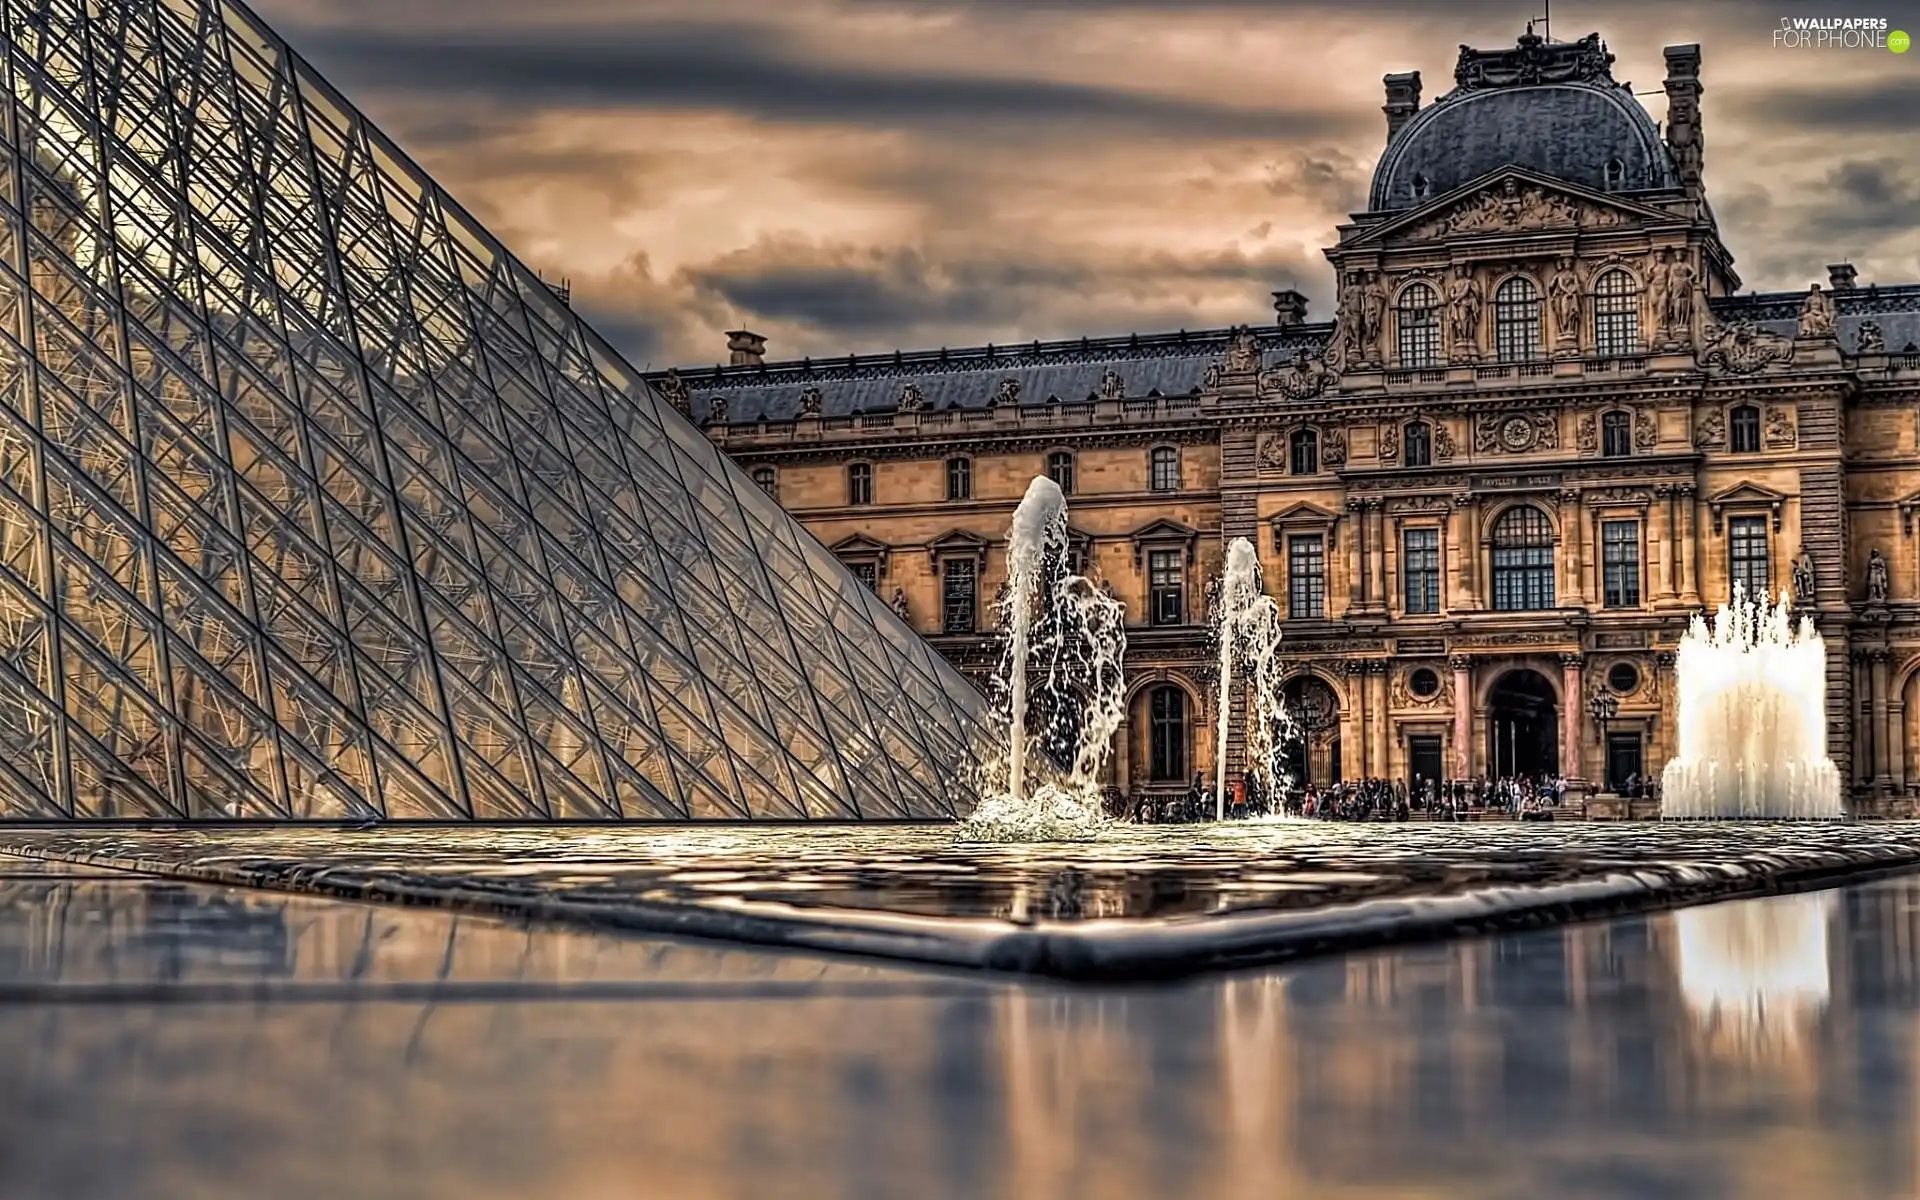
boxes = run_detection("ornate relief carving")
[1797,283,1837,340]
[1323,428,1348,468]
[1633,408,1658,450]
[1378,421,1399,463]
[1432,422,1456,462]
[1412,177,1621,240]
[1476,411,1558,454]
[1220,326,1263,375]
[1389,665,1453,710]
[1453,29,1615,92]
[991,376,1022,406]
[897,381,927,412]
[1387,495,1453,515]
[798,385,824,416]
[1255,346,1337,401]
[659,368,693,416]
[1697,321,1793,375]
[1587,486,1651,507]
[1257,433,1288,473]
[1693,407,1726,449]
[1764,406,1797,448]
[1857,320,1886,354]
[1576,413,1598,454]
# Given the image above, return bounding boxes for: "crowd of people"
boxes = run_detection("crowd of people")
[1125,771,1574,824]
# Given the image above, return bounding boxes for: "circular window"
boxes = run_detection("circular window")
[1409,668,1440,698]
[1608,662,1641,695]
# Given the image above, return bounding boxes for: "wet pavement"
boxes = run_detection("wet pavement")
[5,850,1920,1199]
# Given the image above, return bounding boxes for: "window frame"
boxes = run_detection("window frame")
[1489,504,1556,612]
[945,456,971,502]
[750,465,777,499]
[1403,420,1431,468]
[1395,281,1441,369]
[1046,449,1075,494]
[1601,518,1641,608]
[1728,514,1770,601]
[1729,405,1761,454]
[1592,267,1640,358]
[1149,445,1180,493]
[1601,410,1632,458]
[1147,548,1184,626]
[1287,533,1327,619]
[847,461,874,506]
[1148,685,1189,782]
[1289,429,1319,476]
[1493,275,1543,364]
[1402,526,1441,614]
[940,557,978,634]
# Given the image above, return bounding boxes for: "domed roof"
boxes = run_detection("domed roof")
[1369,31,1679,211]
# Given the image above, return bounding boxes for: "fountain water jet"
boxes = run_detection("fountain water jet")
[1660,584,1842,819]
[961,477,1127,841]
[1212,538,1294,820]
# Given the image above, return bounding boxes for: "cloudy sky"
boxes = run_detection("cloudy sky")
[248,0,1920,368]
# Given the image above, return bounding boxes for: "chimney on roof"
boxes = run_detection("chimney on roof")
[1382,71,1422,140]
[1662,45,1703,191]
[726,329,766,367]
[1827,263,1858,291]
[1271,289,1309,327]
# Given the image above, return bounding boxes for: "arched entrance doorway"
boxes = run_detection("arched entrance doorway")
[1280,675,1342,787]
[1487,668,1558,778]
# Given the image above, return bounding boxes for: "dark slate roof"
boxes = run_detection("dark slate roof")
[1370,33,1677,210]
[658,323,1335,424]
[1710,284,1920,354]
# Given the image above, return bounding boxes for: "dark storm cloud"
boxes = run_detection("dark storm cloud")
[1724,78,1920,135]
[287,22,1362,139]
[1808,159,1920,237]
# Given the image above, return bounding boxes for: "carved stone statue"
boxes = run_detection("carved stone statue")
[1791,550,1815,608]
[1857,320,1886,354]
[1322,428,1348,468]
[1658,250,1697,343]
[797,385,823,416]
[1378,421,1398,463]
[1765,406,1796,447]
[1697,320,1794,375]
[1445,269,1482,351]
[897,381,927,412]
[1432,422,1456,461]
[992,376,1022,406]
[1256,347,1336,402]
[1547,256,1582,345]
[1359,272,1387,363]
[1098,368,1125,400]
[705,395,729,425]
[1693,406,1725,449]
[1645,252,1672,341]
[1867,547,1891,604]
[1576,413,1598,453]
[1223,327,1262,374]
[890,588,911,622]
[1797,282,1837,340]
[658,368,692,416]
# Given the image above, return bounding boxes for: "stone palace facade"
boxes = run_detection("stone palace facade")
[653,30,1920,816]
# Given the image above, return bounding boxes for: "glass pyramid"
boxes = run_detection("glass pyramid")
[0,0,987,820]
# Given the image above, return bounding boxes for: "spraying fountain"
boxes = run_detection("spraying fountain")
[960,477,1127,841]
[1211,538,1293,820]
[1661,584,1842,819]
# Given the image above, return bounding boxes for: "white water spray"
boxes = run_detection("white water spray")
[961,477,1128,841]
[1212,538,1293,820]
[1661,584,1842,819]
[1674,890,1836,1051]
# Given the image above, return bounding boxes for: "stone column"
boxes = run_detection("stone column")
[1893,700,1907,797]
[1651,484,1678,603]
[1450,655,1473,778]
[1560,489,1585,606]
[1453,493,1479,610]
[1560,653,1585,782]
[1114,717,1132,795]
[1346,661,1367,779]
[1370,660,1390,781]
[1853,652,1872,788]
[1676,483,1699,604]
[1873,649,1893,791]
[1368,500,1388,612]
[1347,499,1369,612]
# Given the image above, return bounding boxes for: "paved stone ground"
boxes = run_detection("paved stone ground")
[6,822,1920,979]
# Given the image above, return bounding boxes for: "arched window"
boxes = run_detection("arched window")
[1729,405,1761,454]
[1148,685,1189,782]
[1601,410,1632,458]
[1592,268,1640,357]
[1494,276,1542,363]
[1046,450,1075,494]
[1150,446,1180,492]
[751,466,777,499]
[847,462,873,506]
[1289,429,1319,476]
[945,457,971,501]
[1491,505,1556,611]
[1403,420,1431,467]
[1396,282,1441,368]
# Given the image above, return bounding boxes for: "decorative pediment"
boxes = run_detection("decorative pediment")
[1270,501,1341,549]
[1129,518,1199,566]
[925,528,989,568]
[1347,168,1674,250]
[831,533,890,561]
[1706,482,1788,533]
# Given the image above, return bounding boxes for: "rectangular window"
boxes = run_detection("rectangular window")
[946,458,971,501]
[1602,520,1640,607]
[1728,516,1769,602]
[1288,534,1325,619]
[1148,549,1184,626]
[1402,528,1440,614]
[848,561,878,594]
[941,559,976,634]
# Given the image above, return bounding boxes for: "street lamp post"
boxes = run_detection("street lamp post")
[1588,692,1619,792]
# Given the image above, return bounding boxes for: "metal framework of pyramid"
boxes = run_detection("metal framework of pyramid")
[0,0,987,820]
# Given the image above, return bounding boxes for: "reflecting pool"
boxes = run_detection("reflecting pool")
[5,853,1920,1199]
